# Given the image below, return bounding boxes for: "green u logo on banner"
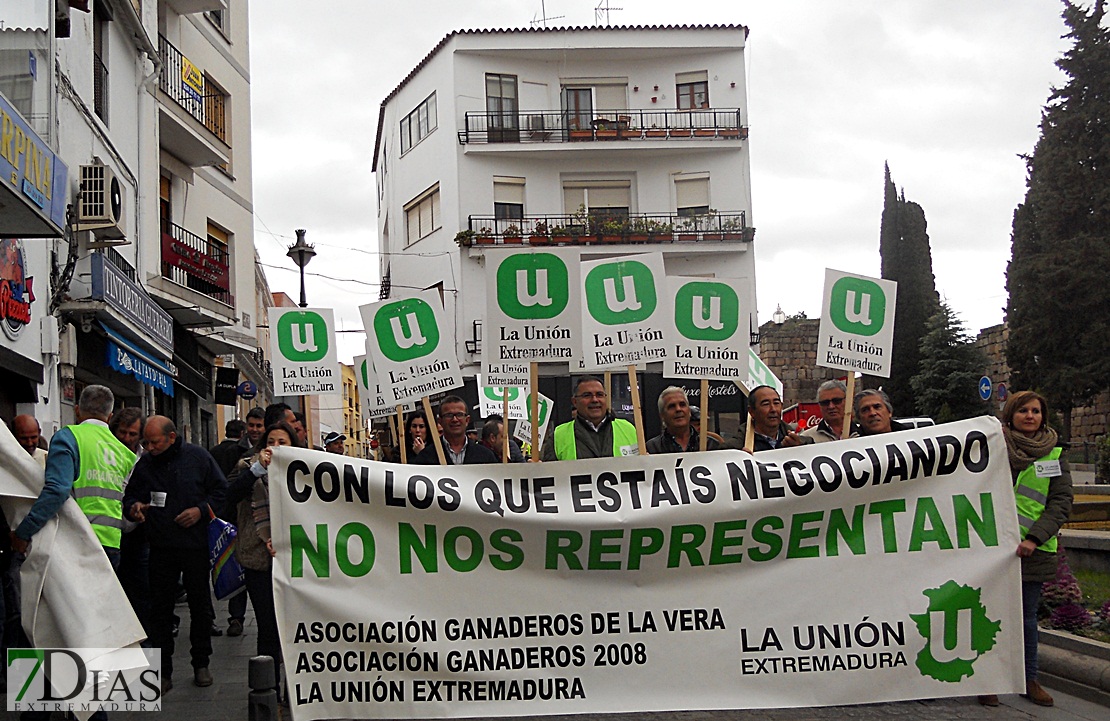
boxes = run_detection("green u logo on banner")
[496,253,570,320]
[830,277,886,336]
[374,299,439,362]
[277,312,329,362]
[585,260,656,325]
[483,386,520,402]
[674,282,739,341]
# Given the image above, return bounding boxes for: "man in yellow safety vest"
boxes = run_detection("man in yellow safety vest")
[542,376,638,461]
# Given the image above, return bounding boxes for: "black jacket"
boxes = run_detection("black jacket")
[124,437,227,550]
[412,438,498,465]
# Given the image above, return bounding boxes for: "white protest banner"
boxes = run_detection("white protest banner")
[354,354,415,420]
[271,416,1024,718]
[360,290,462,405]
[482,360,531,389]
[579,253,668,370]
[664,276,752,381]
[268,307,340,395]
[741,348,784,397]
[817,269,898,378]
[485,248,581,365]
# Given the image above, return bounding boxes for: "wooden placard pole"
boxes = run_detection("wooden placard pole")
[734,381,754,453]
[603,371,612,403]
[699,378,709,452]
[627,364,647,456]
[842,374,856,440]
[422,396,446,465]
[395,405,407,464]
[529,362,540,462]
[502,390,510,463]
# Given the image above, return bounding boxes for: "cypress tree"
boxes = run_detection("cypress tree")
[875,164,939,415]
[910,301,991,422]
[1006,0,1110,439]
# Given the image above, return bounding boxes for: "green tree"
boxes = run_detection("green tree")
[910,301,991,422]
[1006,0,1110,440]
[875,164,939,414]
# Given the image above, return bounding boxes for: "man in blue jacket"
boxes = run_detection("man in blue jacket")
[124,416,226,693]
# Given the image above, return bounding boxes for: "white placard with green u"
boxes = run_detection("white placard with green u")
[268,307,340,396]
[664,275,753,382]
[579,252,668,370]
[817,269,898,378]
[484,248,582,368]
[478,383,553,425]
[354,353,415,420]
[359,290,462,406]
[742,348,784,397]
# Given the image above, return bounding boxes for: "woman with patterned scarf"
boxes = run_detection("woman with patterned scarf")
[979,390,1073,708]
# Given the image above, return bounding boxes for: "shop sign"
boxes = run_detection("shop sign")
[0,238,35,340]
[0,91,68,233]
[107,340,174,397]
[90,253,174,352]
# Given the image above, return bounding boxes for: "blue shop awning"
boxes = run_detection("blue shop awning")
[101,323,176,397]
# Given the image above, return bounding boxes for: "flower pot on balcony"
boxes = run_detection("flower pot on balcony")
[718,128,741,138]
[502,235,523,244]
[644,128,668,138]
[569,129,593,141]
[595,129,618,140]
[669,128,692,137]
[619,128,642,139]
[627,233,649,243]
[476,235,495,245]
[721,232,744,240]
[693,128,717,137]
[599,234,624,243]
[529,233,550,245]
[550,233,573,245]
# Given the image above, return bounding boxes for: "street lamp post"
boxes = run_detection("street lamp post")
[286,228,316,308]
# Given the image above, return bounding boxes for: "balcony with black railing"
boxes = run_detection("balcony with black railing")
[157,34,228,144]
[456,211,753,247]
[459,108,746,145]
[160,219,234,307]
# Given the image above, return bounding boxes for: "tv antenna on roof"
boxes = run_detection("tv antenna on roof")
[530,1,564,28]
[595,0,623,26]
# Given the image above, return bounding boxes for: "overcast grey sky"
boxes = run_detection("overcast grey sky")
[249,0,1071,363]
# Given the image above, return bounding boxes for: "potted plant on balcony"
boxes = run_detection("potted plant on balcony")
[674,216,699,242]
[598,217,627,243]
[645,124,668,139]
[645,219,674,243]
[529,220,551,245]
[569,204,592,244]
[701,209,724,241]
[476,226,495,245]
[593,118,618,140]
[742,226,756,243]
[720,215,745,241]
[502,224,524,244]
[548,224,573,244]
[454,229,477,247]
[627,217,651,243]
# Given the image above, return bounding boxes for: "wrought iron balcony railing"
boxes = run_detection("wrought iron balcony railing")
[457,211,752,246]
[160,219,234,306]
[459,108,746,145]
[157,34,228,143]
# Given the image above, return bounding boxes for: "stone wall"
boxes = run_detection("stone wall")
[975,322,1108,444]
[757,318,842,406]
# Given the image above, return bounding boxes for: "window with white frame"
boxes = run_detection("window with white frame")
[675,174,710,216]
[405,185,440,245]
[563,180,631,224]
[400,92,437,154]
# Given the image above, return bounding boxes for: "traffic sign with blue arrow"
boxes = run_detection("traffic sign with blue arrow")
[978,376,992,401]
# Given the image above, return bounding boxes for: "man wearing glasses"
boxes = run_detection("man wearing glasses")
[412,395,497,465]
[542,376,638,461]
[801,379,860,443]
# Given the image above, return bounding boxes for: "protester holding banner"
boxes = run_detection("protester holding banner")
[646,386,721,454]
[404,412,429,459]
[738,385,811,452]
[228,421,298,688]
[412,397,497,465]
[542,376,638,460]
[854,389,907,435]
[801,380,860,443]
[983,390,1074,708]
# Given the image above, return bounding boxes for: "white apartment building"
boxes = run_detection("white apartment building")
[0,0,258,447]
[373,25,757,436]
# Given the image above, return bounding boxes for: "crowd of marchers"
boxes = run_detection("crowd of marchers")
[2,374,1072,713]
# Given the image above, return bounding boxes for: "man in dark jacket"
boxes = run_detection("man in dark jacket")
[738,385,812,452]
[412,396,497,465]
[208,419,246,478]
[541,376,638,460]
[646,386,721,454]
[124,416,226,693]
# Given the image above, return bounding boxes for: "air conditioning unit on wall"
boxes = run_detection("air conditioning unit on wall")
[78,163,127,244]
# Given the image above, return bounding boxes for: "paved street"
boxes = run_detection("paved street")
[95,604,1108,721]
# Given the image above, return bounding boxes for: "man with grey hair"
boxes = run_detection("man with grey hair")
[801,379,860,443]
[11,385,136,565]
[855,388,908,436]
[646,386,721,454]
